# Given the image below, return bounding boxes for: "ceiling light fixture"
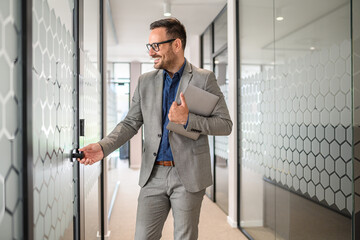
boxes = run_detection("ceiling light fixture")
[276,8,284,21]
[164,1,171,17]
[310,46,316,51]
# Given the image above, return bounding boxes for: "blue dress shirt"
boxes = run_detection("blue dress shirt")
[156,59,186,162]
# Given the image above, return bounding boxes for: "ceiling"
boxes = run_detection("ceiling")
[83,0,227,62]
[239,0,350,64]
[82,0,351,65]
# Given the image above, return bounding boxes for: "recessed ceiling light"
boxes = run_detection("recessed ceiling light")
[276,16,284,21]
[310,46,316,50]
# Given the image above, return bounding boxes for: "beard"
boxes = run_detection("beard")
[153,49,176,70]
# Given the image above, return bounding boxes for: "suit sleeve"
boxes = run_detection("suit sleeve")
[98,78,143,157]
[185,71,233,136]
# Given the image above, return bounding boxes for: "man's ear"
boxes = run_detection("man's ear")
[174,39,182,53]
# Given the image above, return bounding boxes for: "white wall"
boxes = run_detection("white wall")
[185,35,201,67]
[227,0,238,228]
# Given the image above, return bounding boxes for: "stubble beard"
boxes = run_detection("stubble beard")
[153,49,176,71]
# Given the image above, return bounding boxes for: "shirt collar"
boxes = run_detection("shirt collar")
[163,58,187,80]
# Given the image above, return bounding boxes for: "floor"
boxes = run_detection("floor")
[107,159,247,240]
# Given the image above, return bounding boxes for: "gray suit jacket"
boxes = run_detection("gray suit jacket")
[98,61,232,192]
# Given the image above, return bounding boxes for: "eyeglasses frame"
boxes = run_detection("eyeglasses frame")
[146,38,176,52]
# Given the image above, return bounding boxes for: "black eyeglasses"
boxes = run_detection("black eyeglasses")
[146,39,176,52]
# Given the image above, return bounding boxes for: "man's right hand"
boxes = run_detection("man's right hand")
[78,143,104,165]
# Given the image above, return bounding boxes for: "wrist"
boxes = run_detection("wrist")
[183,113,189,127]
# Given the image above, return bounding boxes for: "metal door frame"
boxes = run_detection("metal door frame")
[22,0,34,239]
[77,0,106,239]
[22,0,106,239]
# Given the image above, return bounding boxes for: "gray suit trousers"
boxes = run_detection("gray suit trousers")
[135,165,205,240]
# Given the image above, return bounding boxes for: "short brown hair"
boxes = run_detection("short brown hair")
[150,18,187,50]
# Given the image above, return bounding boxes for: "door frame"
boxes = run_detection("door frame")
[23,0,34,239]
[77,0,106,239]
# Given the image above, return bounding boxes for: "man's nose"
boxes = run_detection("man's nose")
[148,47,156,56]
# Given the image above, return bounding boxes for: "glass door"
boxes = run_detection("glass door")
[201,26,215,201]
[32,0,77,239]
[237,0,354,239]
[238,1,277,238]
[214,49,229,214]
[79,0,103,239]
[0,0,24,238]
[273,0,352,239]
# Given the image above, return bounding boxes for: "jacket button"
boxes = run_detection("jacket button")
[158,134,162,138]
[153,152,157,157]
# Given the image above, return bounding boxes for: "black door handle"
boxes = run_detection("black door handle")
[70,149,85,162]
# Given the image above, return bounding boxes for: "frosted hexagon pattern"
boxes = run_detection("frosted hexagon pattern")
[353,11,360,233]
[0,0,23,238]
[32,0,75,239]
[240,40,353,215]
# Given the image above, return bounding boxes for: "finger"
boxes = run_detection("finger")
[180,92,187,107]
[170,101,177,108]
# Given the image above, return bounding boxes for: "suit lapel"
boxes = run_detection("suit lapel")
[154,70,164,131]
[175,61,193,104]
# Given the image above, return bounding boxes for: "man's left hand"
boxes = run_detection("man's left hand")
[168,92,189,125]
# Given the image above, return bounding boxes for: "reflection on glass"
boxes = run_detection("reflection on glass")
[238,1,275,239]
[214,49,229,214]
[238,0,352,239]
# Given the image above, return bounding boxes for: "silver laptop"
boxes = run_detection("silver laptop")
[166,85,219,140]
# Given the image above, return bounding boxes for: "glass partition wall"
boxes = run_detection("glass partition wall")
[354,1,360,239]
[0,0,106,239]
[32,0,77,239]
[0,0,23,238]
[201,25,214,201]
[214,49,229,214]
[81,0,103,239]
[238,0,356,239]
[201,6,229,212]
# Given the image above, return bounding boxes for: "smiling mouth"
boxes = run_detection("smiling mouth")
[153,57,161,64]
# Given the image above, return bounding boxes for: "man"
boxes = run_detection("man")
[78,18,232,240]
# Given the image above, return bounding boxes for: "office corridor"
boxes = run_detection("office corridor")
[2,0,360,239]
